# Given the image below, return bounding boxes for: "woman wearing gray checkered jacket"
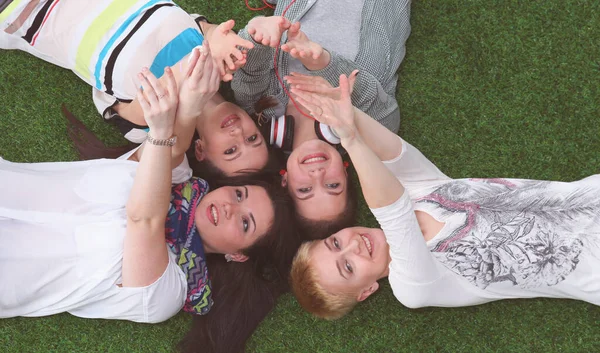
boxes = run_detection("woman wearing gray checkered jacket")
[232,0,412,133]
[229,0,411,239]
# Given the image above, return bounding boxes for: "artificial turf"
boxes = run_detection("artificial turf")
[1,0,599,352]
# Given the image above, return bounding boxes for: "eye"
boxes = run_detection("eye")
[242,217,249,232]
[246,134,258,143]
[333,237,340,249]
[345,261,353,273]
[236,189,243,202]
[326,183,340,189]
[298,187,312,193]
[224,146,237,155]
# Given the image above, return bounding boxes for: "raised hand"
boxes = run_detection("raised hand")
[247,16,292,47]
[137,67,178,139]
[281,22,330,70]
[207,19,254,81]
[285,70,359,100]
[177,41,221,120]
[290,74,357,142]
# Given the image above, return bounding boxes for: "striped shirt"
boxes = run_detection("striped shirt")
[1,0,203,101]
[231,0,412,132]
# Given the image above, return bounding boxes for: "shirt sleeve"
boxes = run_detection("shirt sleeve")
[382,137,451,185]
[370,192,441,287]
[231,25,276,114]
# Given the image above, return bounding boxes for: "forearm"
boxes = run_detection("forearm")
[353,107,402,160]
[126,139,173,223]
[342,134,404,208]
[310,52,399,131]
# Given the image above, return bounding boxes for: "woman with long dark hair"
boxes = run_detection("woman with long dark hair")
[0,52,299,326]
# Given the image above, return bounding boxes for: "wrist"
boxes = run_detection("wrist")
[148,128,174,140]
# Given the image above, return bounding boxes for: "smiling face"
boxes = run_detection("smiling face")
[309,226,391,300]
[195,185,275,256]
[284,139,347,221]
[196,102,269,176]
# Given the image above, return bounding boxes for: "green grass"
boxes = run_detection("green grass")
[1,0,599,352]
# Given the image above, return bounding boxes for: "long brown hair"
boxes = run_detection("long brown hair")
[63,107,303,352]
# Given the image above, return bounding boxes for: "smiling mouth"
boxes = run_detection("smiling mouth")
[360,234,373,256]
[207,204,219,226]
[221,114,240,128]
[301,153,328,164]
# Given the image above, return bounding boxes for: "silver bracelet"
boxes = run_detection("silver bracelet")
[146,133,177,147]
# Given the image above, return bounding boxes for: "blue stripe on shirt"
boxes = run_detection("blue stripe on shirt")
[149,27,204,78]
[93,0,169,89]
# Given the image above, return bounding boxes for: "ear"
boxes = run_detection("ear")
[280,171,288,187]
[357,281,379,302]
[194,139,206,161]
[228,252,249,263]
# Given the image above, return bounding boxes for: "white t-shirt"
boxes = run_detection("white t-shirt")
[370,137,600,308]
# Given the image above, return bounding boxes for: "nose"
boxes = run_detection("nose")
[223,202,238,220]
[343,237,362,255]
[308,167,325,179]
[229,125,242,136]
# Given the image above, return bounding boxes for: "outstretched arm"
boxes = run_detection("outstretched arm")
[293,76,443,295]
[283,23,399,131]
[122,67,178,287]
[292,75,403,209]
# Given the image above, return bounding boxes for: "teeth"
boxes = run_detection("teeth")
[361,235,372,254]
[302,157,326,164]
[211,205,218,225]
[223,117,238,128]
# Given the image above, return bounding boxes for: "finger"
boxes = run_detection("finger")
[289,48,299,58]
[139,69,159,104]
[185,47,201,77]
[348,69,359,93]
[288,22,301,37]
[339,74,351,101]
[136,86,150,112]
[222,72,233,82]
[254,31,263,43]
[218,19,235,34]
[231,47,244,61]
[279,17,292,30]
[248,26,256,36]
[164,67,178,101]
[299,50,308,59]
[143,68,166,99]
[224,55,235,71]
[236,37,254,50]
[280,43,290,52]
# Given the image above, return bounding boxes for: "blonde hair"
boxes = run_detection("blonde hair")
[290,241,358,320]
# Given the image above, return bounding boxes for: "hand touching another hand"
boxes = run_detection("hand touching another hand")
[177,41,221,120]
[137,67,178,139]
[281,22,330,71]
[207,19,254,81]
[285,70,359,100]
[290,74,357,143]
[247,16,292,47]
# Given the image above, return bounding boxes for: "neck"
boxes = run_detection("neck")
[287,104,318,149]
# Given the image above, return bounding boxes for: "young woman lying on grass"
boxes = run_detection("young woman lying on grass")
[290,74,600,319]
[0,0,252,144]
[226,0,412,238]
[0,51,298,324]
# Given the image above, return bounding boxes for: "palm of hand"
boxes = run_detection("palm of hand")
[318,95,355,140]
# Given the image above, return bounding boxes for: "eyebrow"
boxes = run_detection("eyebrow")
[246,186,257,233]
[324,240,347,279]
